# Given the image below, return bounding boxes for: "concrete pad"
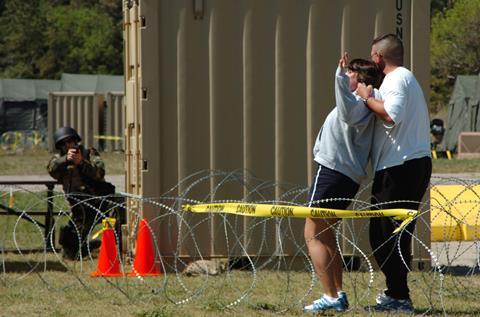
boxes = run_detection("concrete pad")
[0,174,125,192]
[431,241,479,268]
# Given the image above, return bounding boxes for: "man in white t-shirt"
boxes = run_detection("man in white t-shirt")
[356,34,431,313]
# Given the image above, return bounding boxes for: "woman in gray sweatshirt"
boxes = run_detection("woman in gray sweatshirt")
[304,55,382,313]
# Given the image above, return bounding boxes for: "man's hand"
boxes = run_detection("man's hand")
[356,83,373,99]
[356,83,394,123]
[67,148,83,166]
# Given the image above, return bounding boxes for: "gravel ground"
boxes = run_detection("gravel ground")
[0,174,124,192]
[2,173,480,192]
[432,173,480,184]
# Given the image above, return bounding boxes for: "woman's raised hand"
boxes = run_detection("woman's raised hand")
[338,52,349,69]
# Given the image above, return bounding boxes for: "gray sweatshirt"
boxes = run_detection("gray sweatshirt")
[313,67,378,184]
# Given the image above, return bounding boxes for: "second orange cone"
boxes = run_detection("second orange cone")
[128,218,161,276]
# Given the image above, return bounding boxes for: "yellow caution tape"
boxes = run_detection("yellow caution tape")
[93,135,123,141]
[92,217,117,240]
[183,203,418,234]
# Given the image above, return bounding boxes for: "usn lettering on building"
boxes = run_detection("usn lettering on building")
[396,0,403,40]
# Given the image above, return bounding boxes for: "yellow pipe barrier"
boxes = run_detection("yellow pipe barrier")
[430,185,480,241]
[93,135,123,141]
[183,203,417,234]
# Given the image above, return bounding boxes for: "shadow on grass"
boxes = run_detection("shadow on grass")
[440,265,480,275]
[1,260,68,273]
[350,306,480,316]
[415,307,480,316]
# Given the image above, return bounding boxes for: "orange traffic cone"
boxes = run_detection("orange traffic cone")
[90,219,124,277]
[128,219,161,276]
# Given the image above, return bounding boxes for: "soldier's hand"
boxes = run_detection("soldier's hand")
[67,148,83,165]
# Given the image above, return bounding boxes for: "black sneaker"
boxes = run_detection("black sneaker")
[371,291,414,313]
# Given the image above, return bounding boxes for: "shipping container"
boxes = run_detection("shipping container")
[48,92,125,152]
[123,0,431,269]
[47,92,104,151]
[104,91,125,151]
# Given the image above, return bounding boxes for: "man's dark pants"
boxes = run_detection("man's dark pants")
[369,157,432,300]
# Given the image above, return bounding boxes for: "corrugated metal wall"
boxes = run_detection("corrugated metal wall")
[104,92,125,151]
[124,0,431,262]
[48,92,103,151]
[48,92,125,152]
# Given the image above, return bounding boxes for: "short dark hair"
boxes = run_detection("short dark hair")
[372,33,403,65]
[347,59,383,89]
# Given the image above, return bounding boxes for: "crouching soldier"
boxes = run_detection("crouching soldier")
[47,127,122,260]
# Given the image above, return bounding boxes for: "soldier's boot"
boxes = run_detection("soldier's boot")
[80,239,102,258]
[59,224,80,261]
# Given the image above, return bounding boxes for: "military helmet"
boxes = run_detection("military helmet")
[53,127,81,149]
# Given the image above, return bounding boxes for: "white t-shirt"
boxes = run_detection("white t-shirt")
[370,67,431,171]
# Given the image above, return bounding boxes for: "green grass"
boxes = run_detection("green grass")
[432,157,480,174]
[1,190,479,316]
[0,148,125,176]
[0,191,70,250]
[1,150,480,315]
[0,191,69,210]
[0,258,478,316]
[1,148,479,176]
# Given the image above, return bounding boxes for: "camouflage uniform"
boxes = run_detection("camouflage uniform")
[47,146,107,194]
[47,146,117,260]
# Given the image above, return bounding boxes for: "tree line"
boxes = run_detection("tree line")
[431,0,480,113]
[0,0,477,113]
[0,0,123,79]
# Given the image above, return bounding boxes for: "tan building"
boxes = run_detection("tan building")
[123,0,430,267]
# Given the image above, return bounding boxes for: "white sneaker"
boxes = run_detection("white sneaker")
[304,294,346,312]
